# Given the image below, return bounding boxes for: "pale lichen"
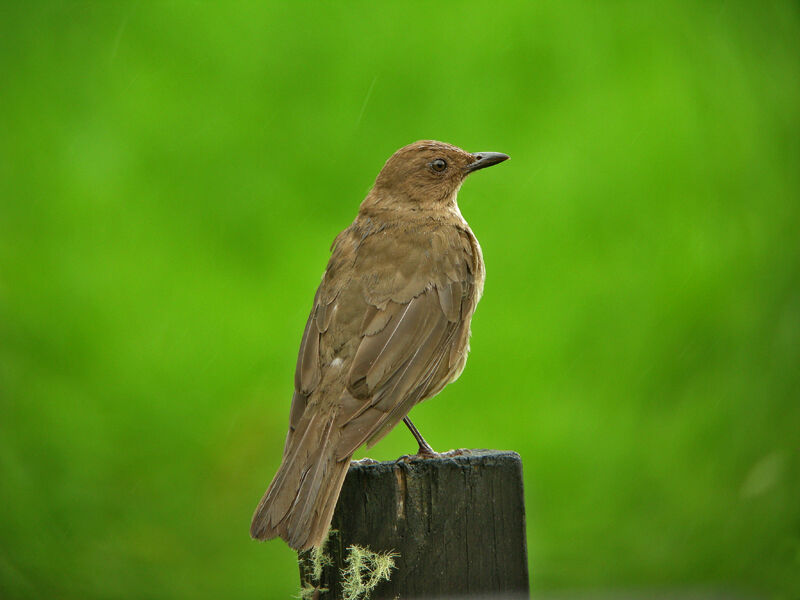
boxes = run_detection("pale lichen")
[309,535,334,581]
[297,581,327,599]
[297,531,399,599]
[296,529,335,598]
[341,544,399,600]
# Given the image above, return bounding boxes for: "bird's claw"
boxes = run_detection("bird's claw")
[394,447,470,463]
[350,457,379,466]
[441,448,470,457]
[394,446,439,463]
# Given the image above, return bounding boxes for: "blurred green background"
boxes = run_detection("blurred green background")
[1,1,799,599]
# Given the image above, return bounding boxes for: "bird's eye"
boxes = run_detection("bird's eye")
[431,158,447,172]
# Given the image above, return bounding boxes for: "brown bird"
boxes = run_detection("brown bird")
[250,140,509,550]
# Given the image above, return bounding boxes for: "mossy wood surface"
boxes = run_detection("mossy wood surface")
[299,449,529,599]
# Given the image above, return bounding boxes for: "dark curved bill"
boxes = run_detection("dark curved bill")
[465,151,510,173]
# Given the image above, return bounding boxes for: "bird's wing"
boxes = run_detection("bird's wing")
[283,225,359,454]
[283,291,320,457]
[284,223,478,461]
[331,226,478,460]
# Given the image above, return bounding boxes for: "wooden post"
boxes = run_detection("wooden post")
[299,449,529,599]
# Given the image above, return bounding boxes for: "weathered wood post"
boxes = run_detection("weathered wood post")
[299,449,529,599]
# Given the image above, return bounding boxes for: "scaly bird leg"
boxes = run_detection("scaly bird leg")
[402,416,436,456]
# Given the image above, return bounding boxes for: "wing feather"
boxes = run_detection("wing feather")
[335,279,472,460]
[286,223,479,467]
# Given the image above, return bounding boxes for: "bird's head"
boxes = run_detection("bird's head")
[366,140,509,210]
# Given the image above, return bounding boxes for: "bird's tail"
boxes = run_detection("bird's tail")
[250,410,350,550]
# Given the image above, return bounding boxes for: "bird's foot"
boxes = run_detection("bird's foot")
[394,443,439,463]
[350,457,379,466]
[394,447,471,462]
[441,448,470,457]
[416,440,437,456]
[394,453,422,463]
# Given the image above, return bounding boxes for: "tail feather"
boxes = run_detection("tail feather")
[256,411,320,527]
[250,411,351,550]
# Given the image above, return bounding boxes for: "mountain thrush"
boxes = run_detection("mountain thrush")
[250,140,509,549]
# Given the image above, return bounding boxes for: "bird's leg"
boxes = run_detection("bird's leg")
[403,416,436,456]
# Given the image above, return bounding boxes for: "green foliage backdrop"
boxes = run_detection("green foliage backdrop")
[1,2,798,598]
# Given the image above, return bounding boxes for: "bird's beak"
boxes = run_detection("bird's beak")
[464,151,510,173]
